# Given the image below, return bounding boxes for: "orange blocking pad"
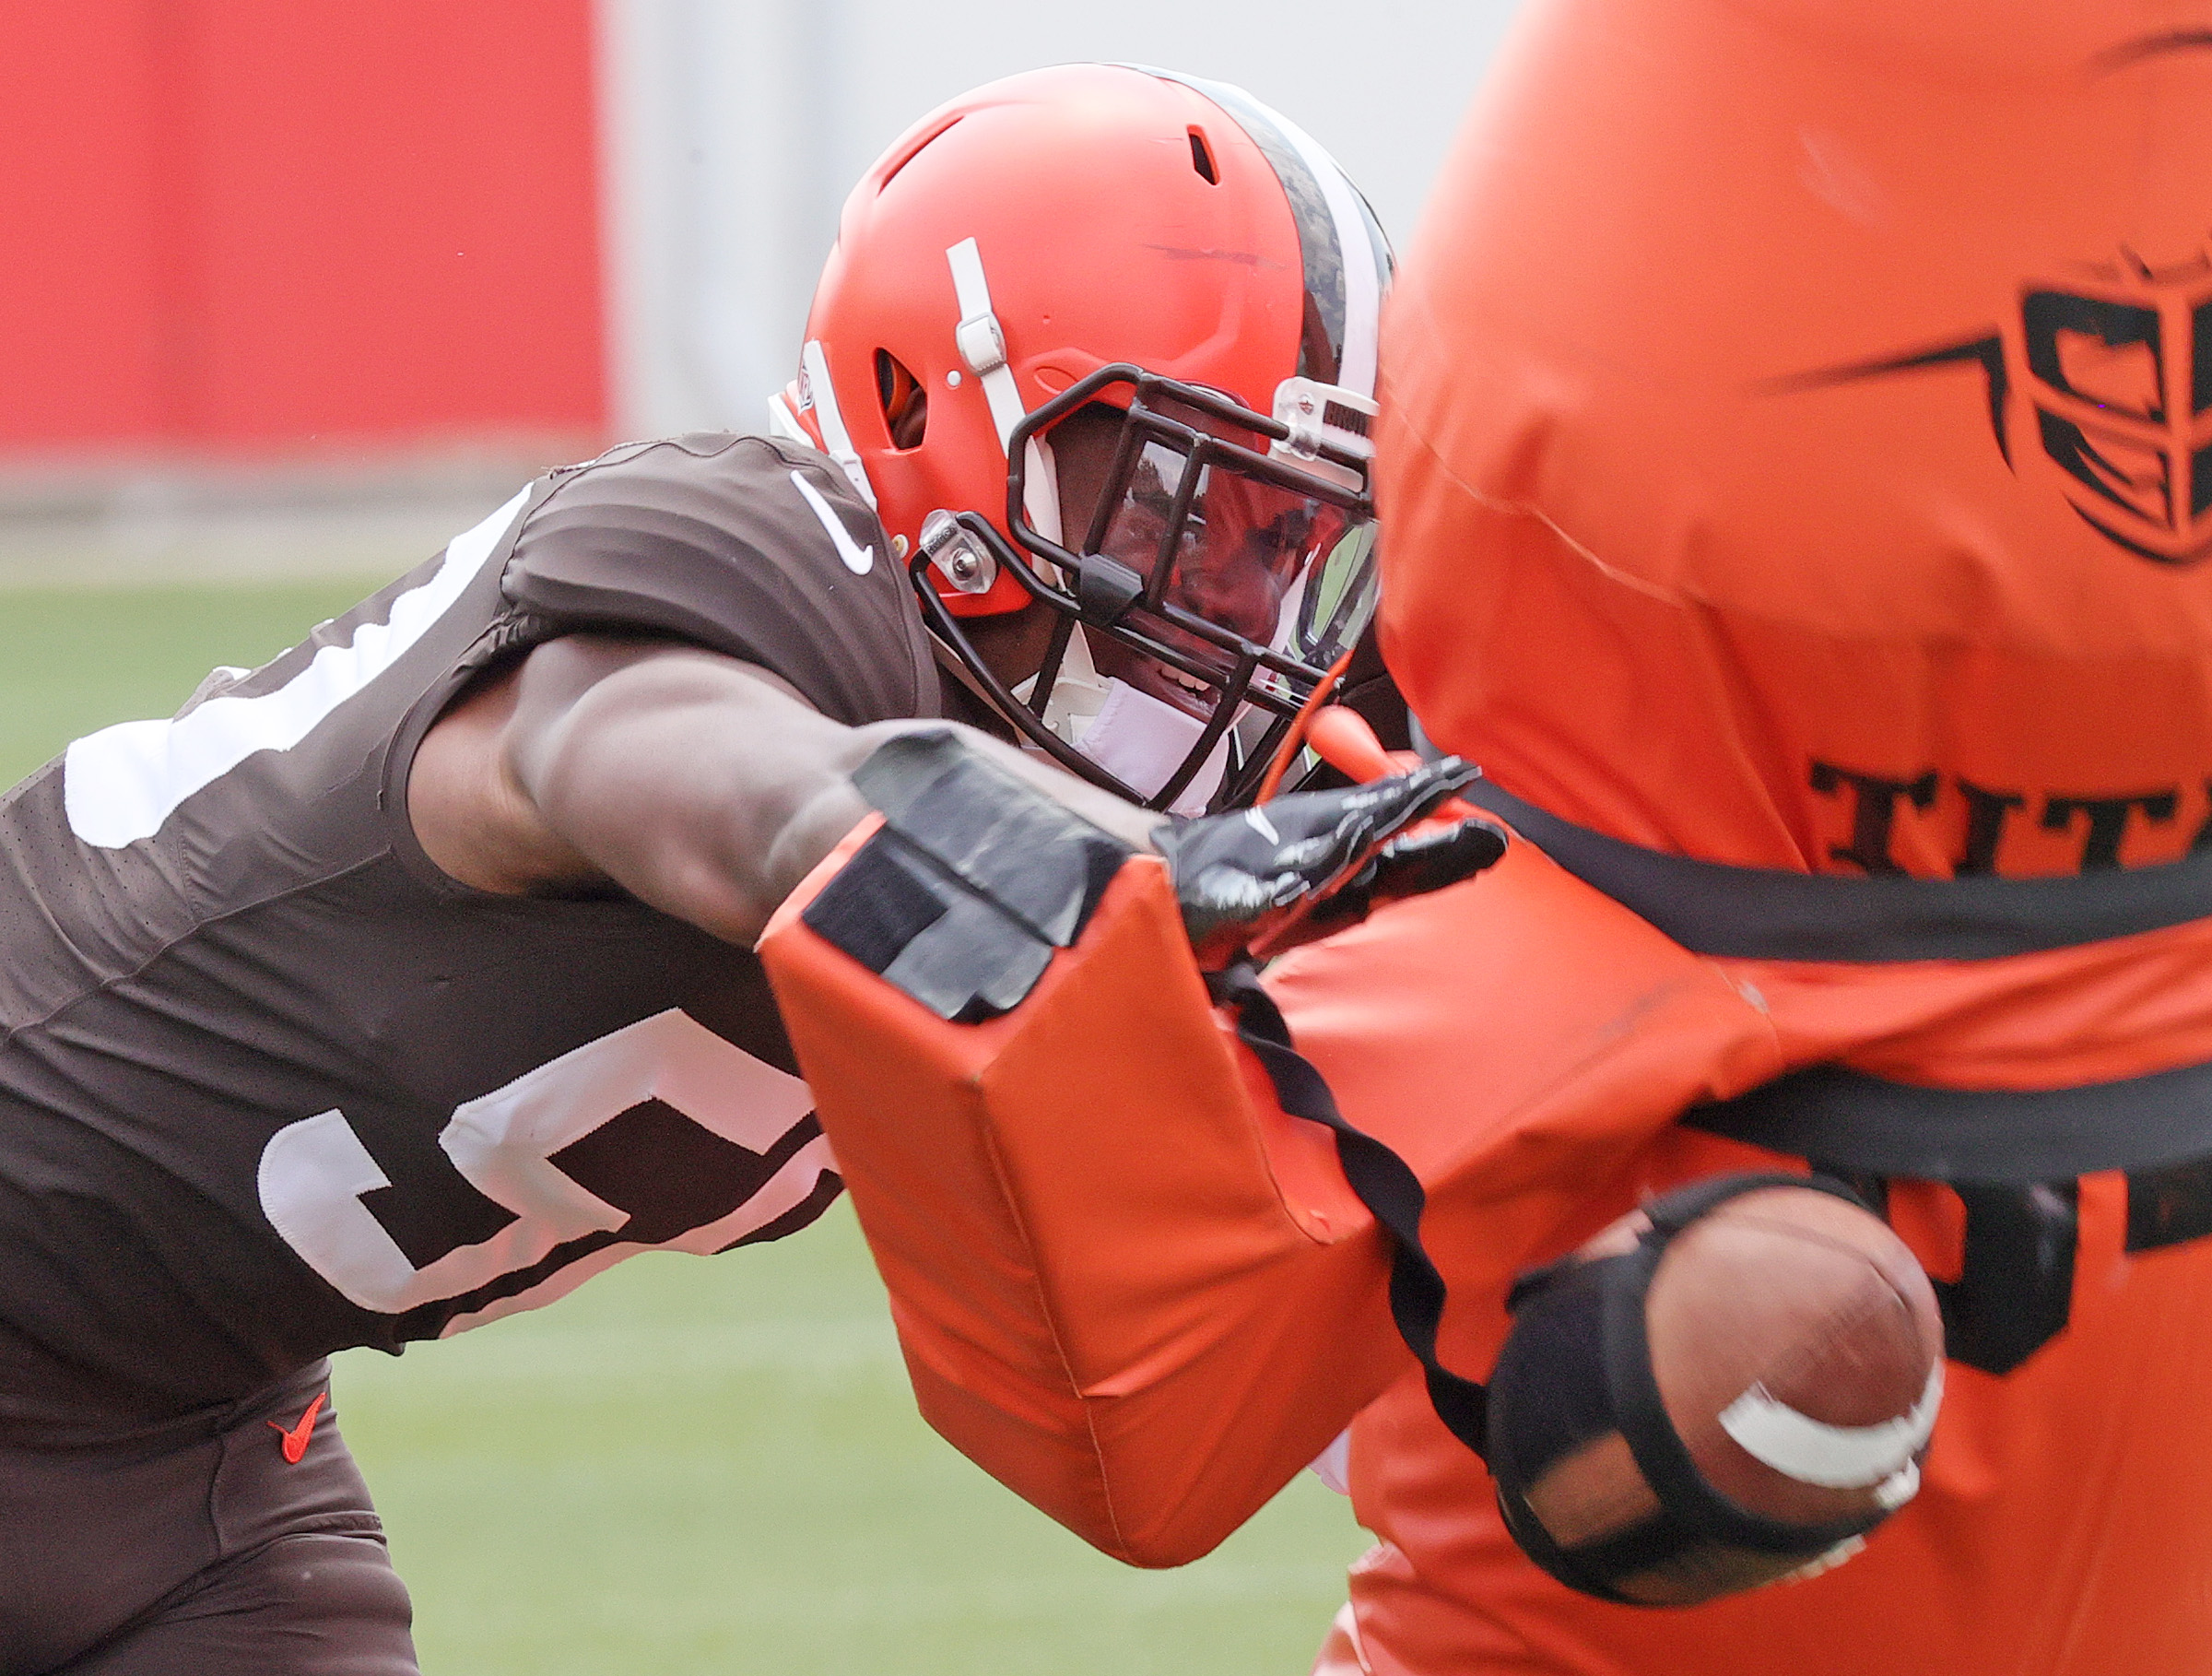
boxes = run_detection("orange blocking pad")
[760,818,1791,1565]
[760,846,1405,1566]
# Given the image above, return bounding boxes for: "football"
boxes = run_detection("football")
[1495,1180,1946,1606]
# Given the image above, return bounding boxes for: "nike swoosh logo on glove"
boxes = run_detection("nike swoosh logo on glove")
[791,470,875,575]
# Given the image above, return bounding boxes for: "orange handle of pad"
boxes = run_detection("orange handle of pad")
[1305,707,1486,832]
[1307,705,1410,781]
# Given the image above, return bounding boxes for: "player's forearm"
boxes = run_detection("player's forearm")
[518,652,1157,945]
[520,660,873,941]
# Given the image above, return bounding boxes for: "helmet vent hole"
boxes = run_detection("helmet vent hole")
[1188,127,1219,185]
[875,349,928,450]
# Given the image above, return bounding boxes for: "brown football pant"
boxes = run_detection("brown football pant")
[0,1357,417,1675]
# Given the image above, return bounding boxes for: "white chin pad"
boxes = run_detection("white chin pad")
[1075,679,1230,816]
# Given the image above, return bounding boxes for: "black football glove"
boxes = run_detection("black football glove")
[1155,758,1507,968]
[805,733,1507,1020]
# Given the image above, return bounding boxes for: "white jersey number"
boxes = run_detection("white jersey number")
[257,1009,830,1335]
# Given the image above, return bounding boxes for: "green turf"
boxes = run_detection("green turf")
[0,578,1369,1674]
[335,1215,1367,1675]
[0,579,384,785]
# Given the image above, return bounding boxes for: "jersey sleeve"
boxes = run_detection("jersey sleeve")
[499,432,941,726]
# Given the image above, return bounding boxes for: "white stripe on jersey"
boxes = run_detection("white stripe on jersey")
[63,487,531,850]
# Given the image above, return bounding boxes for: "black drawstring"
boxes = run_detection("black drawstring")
[1206,961,1491,1456]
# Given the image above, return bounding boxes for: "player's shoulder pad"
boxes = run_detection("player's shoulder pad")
[502,432,935,727]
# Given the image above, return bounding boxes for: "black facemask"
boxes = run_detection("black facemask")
[912,364,1380,814]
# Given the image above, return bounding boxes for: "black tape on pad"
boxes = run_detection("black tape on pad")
[804,731,1134,1021]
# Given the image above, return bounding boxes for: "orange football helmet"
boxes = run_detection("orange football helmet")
[773,64,1392,812]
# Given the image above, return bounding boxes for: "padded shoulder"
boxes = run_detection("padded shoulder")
[502,432,940,726]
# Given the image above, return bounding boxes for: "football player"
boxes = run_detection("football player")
[0,65,1416,1673]
[1304,0,2212,1670]
[752,6,2212,1674]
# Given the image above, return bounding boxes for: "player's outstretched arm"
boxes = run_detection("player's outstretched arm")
[406,632,1159,944]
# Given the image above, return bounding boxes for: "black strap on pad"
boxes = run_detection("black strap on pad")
[811,754,1896,1600]
[1203,971,1894,1604]
[1207,962,1494,1451]
[803,730,1134,1021]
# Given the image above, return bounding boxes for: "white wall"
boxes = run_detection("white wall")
[601,0,1524,439]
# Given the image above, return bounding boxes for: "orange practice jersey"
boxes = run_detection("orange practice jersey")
[1327,0,2212,1668]
[1281,883,2212,1675]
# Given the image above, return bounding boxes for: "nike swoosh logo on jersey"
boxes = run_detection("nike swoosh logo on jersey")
[267,1390,328,1465]
[790,470,875,575]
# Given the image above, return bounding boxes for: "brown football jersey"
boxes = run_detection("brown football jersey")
[0,432,936,1420]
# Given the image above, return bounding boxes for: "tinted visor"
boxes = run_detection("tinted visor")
[910,364,1381,813]
[1090,419,1376,702]
[1032,377,1379,713]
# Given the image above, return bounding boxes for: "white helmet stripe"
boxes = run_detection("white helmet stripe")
[947,238,1024,454]
[1252,107,1382,398]
[799,339,877,509]
[946,237,1063,544]
[1136,68,1390,400]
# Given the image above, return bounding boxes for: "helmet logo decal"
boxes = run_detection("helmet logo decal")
[1774,243,2212,565]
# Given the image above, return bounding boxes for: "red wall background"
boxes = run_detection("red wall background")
[0,2,605,455]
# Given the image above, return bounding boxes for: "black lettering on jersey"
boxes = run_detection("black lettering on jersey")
[359,1173,518,1270]
[549,1101,823,1245]
[2041,789,2179,869]
[1810,760,2205,876]
[1951,780,2027,875]
[1808,761,1937,875]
